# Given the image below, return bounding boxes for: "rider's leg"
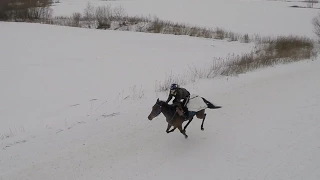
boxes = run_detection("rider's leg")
[182,97,189,118]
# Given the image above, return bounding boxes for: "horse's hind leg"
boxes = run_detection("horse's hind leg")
[201,113,207,131]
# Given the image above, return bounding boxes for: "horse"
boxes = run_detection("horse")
[147,97,221,138]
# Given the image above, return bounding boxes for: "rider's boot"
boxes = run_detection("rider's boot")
[183,105,190,119]
[182,109,189,120]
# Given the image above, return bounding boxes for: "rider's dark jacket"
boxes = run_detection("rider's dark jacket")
[166,87,190,106]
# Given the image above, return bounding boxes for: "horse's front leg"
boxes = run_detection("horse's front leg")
[183,117,193,131]
[178,125,188,139]
[166,124,176,133]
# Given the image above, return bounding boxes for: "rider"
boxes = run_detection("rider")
[165,83,190,119]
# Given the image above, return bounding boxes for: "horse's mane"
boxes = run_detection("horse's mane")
[158,100,175,109]
[156,100,177,117]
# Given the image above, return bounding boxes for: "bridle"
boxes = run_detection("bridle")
[153,103,162,117]
[151,101,177,122]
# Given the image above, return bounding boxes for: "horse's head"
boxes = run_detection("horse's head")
[148,98,163,120]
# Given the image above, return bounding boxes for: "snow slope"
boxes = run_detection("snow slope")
[0,22,253,135]
[51,0,320,38]
[1,21,320,180]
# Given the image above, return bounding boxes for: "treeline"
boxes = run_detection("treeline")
[0,0,53,21]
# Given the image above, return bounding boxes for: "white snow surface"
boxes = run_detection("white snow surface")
[51,0,320,38]
[1,0,320,178]
[1,21,320,180]
[0,22,253,135]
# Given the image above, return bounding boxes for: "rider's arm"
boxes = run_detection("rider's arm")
[166,94,173,103]
[174,92,182,103]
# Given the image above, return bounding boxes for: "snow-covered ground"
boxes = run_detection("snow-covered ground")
[1,0,320,179]
[1,21,320,180]
[51,0,320,38]
[0,22,254,135]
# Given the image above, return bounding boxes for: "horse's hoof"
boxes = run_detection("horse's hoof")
[185,135,188,139]
[201,128,204,131]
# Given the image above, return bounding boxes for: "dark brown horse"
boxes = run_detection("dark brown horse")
[148,98,221,138]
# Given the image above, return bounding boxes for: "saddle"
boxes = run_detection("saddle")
[174,102,189,119]
[176,106,185,116]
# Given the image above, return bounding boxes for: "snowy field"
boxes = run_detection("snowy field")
[51,0,320,38]
[1,0,320,179]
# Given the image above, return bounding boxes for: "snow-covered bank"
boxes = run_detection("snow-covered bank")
[0,22,253,137]
[52,0,320,38]
[1,22,319,180]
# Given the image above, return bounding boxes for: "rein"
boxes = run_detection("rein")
[169,111,177,123]
[154,103,162,115]
[156,102,176,123]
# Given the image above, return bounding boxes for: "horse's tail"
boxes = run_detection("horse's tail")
[201,97,222,109]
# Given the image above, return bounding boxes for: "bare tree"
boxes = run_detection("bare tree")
[0,0,53,21]
[306,0,319,8]
[113,5,125,21]
[72,12,82,27]
[0,0,11,20]
[83,2,95,28]
[313,14,320,40]
[95,5,112,29]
